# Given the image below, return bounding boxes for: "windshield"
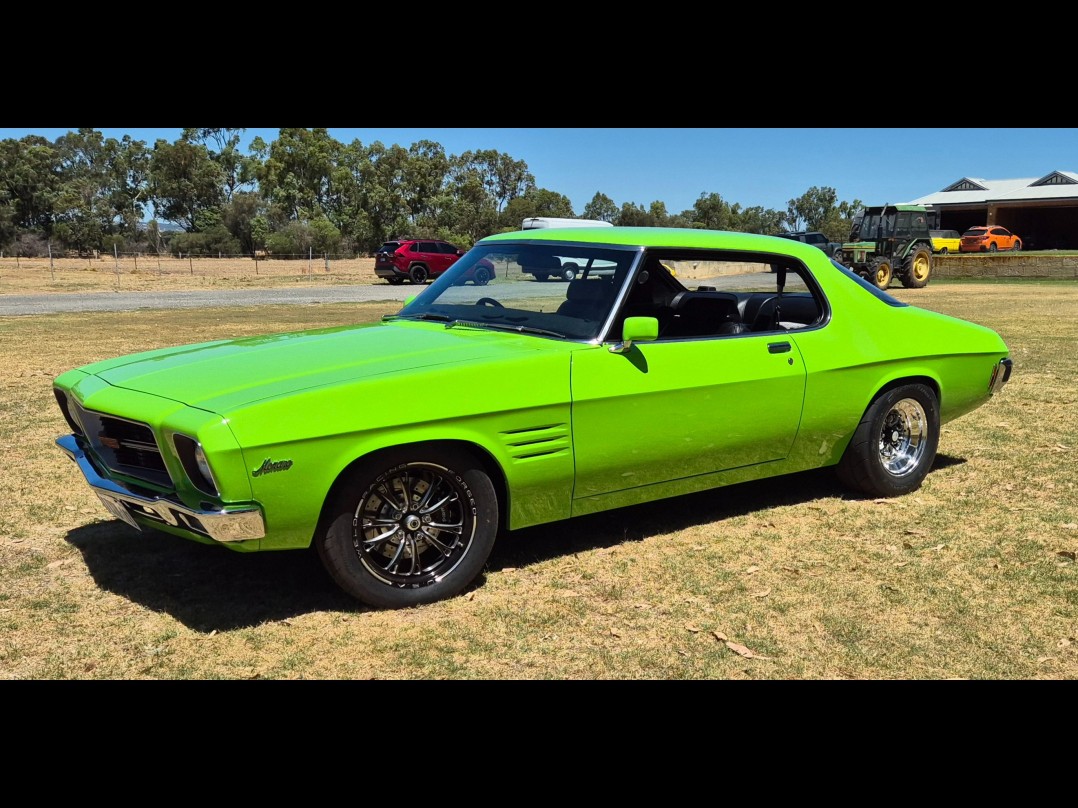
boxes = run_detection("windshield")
[389,241,642,341]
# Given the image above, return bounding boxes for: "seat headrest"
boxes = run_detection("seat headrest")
[566,279,610,302]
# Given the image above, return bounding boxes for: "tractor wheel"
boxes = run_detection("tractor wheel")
[870,257,893,290]
[901,245,933,289]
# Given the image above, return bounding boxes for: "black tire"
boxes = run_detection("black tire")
[1013,241,1022,252]
[836,384,940,498]
[409,264,429,284]
[533,272,549,283]
[988,243,998,252]
[317,447,499,609]
[870,257,893,290]
[473,267,491,286]
[387,276,404,286]
[561,267,577,281]
[939,247,948,255]
[900,244,932,289]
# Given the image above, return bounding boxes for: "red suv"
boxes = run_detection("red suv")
[375,238,493,285]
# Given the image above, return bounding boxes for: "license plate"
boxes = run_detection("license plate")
[97,492,142,531]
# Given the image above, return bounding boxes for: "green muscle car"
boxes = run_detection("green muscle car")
[53,227,1013,609]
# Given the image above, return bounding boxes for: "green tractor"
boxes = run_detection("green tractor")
[837,204,934,289]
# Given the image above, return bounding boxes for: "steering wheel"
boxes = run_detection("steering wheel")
[476,297,504,308]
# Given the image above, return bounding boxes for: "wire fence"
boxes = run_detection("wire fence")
[0,251,384,295]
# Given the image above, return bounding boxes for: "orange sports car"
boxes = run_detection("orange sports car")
[960,226,1022,252]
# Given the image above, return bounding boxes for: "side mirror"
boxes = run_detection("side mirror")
[609,316,658,354]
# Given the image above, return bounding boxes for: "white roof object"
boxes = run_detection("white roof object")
[908,171,1078,205]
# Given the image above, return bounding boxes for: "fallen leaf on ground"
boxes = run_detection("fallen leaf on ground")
[712,630,729,642]
[725,641,771,660]
[1056,550,1076,561]
[752,588,772,598]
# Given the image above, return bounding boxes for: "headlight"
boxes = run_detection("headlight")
[173,433,220,496]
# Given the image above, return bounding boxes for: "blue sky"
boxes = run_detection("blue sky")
[2,127,1075,216]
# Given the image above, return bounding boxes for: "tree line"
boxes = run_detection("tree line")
[0,127,864,259]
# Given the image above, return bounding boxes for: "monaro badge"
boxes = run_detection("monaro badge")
[252,458,294,476]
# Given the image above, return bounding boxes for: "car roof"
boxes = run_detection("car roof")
[480,226,799,252]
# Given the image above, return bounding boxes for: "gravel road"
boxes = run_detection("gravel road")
[0,286,417,316]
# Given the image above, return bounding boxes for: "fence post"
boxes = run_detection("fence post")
[114,244,120,290]
[48,240,54,281]
[189,255,194,275]
[134,253,138,273]
[308,247,313,278]
[255,255,259,274]
[324,252,330,272]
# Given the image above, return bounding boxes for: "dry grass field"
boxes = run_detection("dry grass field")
[0,255,382,295]
[0,278,1075,680]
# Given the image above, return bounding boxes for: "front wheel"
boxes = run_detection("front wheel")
[1012,241,1022,252]
[836,384,940,498]
[317,447,499,609]
[870,256,893,289]
[988,242,998,252]
[901,245,932,288]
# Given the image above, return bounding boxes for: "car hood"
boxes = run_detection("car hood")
[83,321,559,413]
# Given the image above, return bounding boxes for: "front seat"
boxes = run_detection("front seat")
[557,279,613,320]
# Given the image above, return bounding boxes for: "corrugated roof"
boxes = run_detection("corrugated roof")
[908,171,1078,205]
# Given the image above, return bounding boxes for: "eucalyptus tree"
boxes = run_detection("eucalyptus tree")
[0,135,60,238]
[785,186,863,243]
[51,128,150,252]
[181,128,258,201]
[402,140,451,226]
[690,191,733,231]
[452,149,534,214]
[336,139,412,251]
[147,137,225,232]
[729,204,785,235]
[582,192,617,223]
[255,127,341,221]
[502,188,574,228]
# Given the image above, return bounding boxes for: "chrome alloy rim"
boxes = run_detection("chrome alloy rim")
[353,463,474,587]
[877,398,928,476]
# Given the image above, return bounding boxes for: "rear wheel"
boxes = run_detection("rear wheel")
[317,447,499,609]
[901,245,932,288]
[473,266,491,285]
[386,276,404,285]
[533,272,549,282]
[870,256,893,289]
[561,265,577,282]
[409,264,429,284]
[836,383,940,498]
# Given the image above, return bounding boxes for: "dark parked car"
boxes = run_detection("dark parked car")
[375,238,494,285]
[778,231,842,258]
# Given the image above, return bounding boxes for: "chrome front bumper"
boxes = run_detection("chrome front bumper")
[57,434,265,543]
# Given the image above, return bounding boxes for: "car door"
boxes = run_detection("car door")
[569,332,807,501]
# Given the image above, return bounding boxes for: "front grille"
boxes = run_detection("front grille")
[69,399,173,488]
